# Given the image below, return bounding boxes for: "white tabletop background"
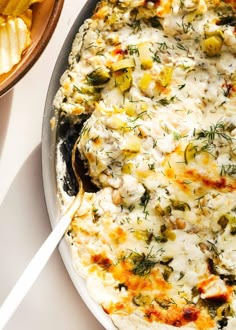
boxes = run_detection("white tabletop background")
[0,1,104,329]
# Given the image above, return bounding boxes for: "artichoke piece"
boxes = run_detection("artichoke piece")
[137,42,153,70]
[229,215,236,235]
[77,85,100,94]
[157,66,173,87]
[155,203,171,217]
[73,84,102,102]
[122,135,141,153]
[148,16,163,29]
[160,258,174,281]
[115,68,133,92]
[125,102,136,116]
[139,72,152,92]
[203,33,223,57]
[132,294,151,307]
[134,230,147,241]
[184,142,197,164]
[218,215,229,230]
[160,224,176,241]
[111,58,135,71]
[218,213,236,235]
[122,162,133,174]
[86,66,111,86]
[216,16,236,27]
[170,199,191,211]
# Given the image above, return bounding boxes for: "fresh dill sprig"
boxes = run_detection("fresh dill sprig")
[140,190,151,212]
[129,250,158,276]
[173,131,182,141]
[128,19,142,32]
[73,85,84,93]
[176,42,189,52]
[157,95,177,106]
[128,110,148,123]
[220,164,236,177]
[151,50,161,63]
[196,122,232,143]
[207,240,222,257]
[157,41,169,52]
[176,20,194,34]
[155,298,177,309]
[127,45,139,56]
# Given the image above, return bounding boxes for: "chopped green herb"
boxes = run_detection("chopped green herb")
[140,190,151,211]
[196,122,232,143]
[129,250,158,276]
[178,83,186,90]
[127,44,139,56]
[220,164,236,177]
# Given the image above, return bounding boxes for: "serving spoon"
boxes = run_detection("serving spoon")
[0,144,94,329]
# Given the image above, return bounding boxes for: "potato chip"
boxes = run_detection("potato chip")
[19,9,33,29]
[0,14,4,25]
[0,16,31,75]
[0,0,43,16]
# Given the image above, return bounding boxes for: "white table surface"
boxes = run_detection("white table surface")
[0,1,104,329]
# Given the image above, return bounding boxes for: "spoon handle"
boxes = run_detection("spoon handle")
[0,191,82,329]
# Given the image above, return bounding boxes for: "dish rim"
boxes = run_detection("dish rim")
[41,1,116,329]
[0,0,64,97]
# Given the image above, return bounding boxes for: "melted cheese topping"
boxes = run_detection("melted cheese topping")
[54,0,236,329]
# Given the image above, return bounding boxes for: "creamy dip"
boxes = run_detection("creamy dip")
[54,0,236,329]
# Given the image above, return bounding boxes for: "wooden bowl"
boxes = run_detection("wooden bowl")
[0,0,64,97]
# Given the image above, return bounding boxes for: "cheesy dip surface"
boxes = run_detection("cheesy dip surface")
[54,0,236,329]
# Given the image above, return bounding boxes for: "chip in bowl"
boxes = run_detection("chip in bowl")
[0,15,31,75]
[0,0,42,15]
[0,0,44,76]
